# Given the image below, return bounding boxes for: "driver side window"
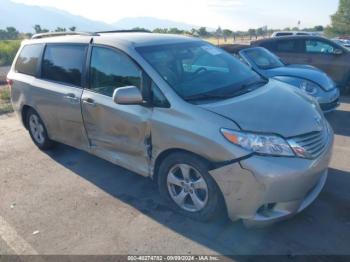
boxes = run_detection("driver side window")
[305,40,336,54]
[89,46,142,97]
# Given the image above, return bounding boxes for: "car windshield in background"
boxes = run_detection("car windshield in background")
[137,42,264,102]
[242,48,285,70]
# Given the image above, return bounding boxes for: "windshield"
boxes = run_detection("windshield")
[136,42,264,102]
[242,48,284,70]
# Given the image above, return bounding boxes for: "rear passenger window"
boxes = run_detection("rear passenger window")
[15,44,43,76]
[276,40,298,53]
[42,44,87,87]
[89,47,141,97]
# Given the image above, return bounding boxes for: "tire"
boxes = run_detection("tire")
[26,108,54,150]
[158,152,224,222]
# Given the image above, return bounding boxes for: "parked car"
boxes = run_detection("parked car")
[251,36,350,93]
[220,45,340,112]
[332,38,350,48]
[271,31,321,37]
[7,31,333,227]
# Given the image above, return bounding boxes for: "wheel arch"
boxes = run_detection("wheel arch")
[152,148,228,218]
[21,104,33,129]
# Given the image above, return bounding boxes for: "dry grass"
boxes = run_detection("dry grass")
[0,85,13,115]
[202,36,265,46]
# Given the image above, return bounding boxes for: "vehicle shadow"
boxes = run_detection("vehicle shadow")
[45,144,350,256]
[326,109,350,137]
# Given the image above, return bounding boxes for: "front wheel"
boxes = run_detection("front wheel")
[158,152,224,221]
[26,109,54,150]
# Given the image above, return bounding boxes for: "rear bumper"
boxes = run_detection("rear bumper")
[209,127,333,227]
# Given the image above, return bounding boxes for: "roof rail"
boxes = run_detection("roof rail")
[31,31,98,40]
[95,29,151,34]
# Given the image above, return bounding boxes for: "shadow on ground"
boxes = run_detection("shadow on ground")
[44,144,350,256]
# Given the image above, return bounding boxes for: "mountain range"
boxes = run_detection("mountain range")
[0,0,197,32]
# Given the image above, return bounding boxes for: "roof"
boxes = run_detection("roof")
[219,44,249,53]
[25,32,198,47]
[252,35,328,45]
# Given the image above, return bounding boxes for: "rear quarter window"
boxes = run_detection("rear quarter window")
[15,44,43,76]
[42,44,87,87]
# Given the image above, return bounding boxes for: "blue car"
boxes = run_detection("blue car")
[224,46,340,113]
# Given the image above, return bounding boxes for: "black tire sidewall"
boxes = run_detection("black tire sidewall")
[158,152,224,222]
[26,109,53,150]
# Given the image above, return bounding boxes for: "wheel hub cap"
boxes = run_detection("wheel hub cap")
[167,164,208,212]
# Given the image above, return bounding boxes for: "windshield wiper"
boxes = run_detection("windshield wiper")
[184,93,232,102]
[184,79,269,102]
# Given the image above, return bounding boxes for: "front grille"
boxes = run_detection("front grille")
[289,123,329,159]
[320,98,339,111]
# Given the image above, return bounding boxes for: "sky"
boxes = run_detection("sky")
[13,0,339,30]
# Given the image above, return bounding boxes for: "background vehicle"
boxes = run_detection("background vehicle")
[220,45,340,112]
[332,38,350,48]
[271,31,322,37]
[7,32,333,227]
[251,36,350,93]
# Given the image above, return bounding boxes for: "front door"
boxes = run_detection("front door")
[81,46,152,176]
[301,39,349,87]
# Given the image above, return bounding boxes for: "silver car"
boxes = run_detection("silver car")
[8,31,334,227]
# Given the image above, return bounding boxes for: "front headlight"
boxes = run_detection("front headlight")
[300,80,318,95]
[221,129,295,157]
[273,76,319,95]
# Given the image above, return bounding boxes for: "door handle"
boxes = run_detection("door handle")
[82,97,96,107]
[63,93,80,102]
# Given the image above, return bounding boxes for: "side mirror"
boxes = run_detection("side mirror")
[334,49,343,55]
[113,86,143,105]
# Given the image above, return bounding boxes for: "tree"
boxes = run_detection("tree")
[33,25,49,34]
[197,27,209,37]
[55,27,66,32]
[168,27,184,34]
[256,27,264,37]
[69,26,76,32]
[153,28,168,34]
[326,0,350,36]
[0,27,19,40]
[223,29,233,37]
[313,25,324,32]
[248,29,256,40]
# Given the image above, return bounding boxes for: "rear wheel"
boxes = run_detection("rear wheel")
[158,152,224,221]
[26,109,54,150]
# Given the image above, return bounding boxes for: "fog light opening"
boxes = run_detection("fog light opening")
[257,203,277,217]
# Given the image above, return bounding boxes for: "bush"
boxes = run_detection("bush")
[0,40,21,66]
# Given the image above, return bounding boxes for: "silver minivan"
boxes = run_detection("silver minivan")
[8,31,334,227]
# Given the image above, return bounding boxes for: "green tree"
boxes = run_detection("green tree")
[168,27,184,34]
[326,0,350,36]
[197,27,209,37]
[248,28,256,40]
[33,25,49,34]
[313,25,324,31]
[69,26,76,32]
[256,27,264,37]
[153,28,168,34]
[55,27,66,32]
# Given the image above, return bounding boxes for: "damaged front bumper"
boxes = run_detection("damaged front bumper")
[209,129,333,227]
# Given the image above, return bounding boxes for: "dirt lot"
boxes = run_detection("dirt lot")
[0,98,350,257]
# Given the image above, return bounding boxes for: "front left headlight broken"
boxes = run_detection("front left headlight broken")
[221,128,295,157]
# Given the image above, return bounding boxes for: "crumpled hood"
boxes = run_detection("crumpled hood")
[199,80,324,138]
[264,65,335,91]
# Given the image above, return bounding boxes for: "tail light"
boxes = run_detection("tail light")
[6,78,13,88]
